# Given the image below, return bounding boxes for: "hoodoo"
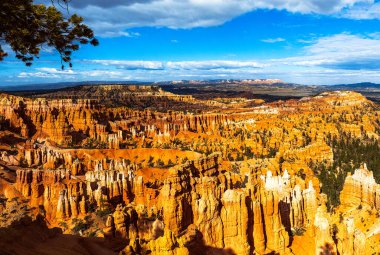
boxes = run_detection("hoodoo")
[0,87,380,254]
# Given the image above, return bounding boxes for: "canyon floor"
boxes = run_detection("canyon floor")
[1,84,380,255]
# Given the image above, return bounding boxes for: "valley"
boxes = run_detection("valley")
[0,84,379,254]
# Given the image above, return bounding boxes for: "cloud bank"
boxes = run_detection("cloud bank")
[48,0,376,36]
[282,33,380,70]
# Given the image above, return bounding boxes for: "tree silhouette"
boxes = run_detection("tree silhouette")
[0,0,98,68]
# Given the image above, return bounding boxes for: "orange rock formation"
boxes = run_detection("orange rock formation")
[0,86,380,254]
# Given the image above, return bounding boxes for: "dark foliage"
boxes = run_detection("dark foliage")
[0,0,98,68]
[311,132,380,210]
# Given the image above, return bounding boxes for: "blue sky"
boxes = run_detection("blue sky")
[2,0,380,86]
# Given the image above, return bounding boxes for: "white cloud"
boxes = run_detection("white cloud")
[89,59,266,70]
[261,37,286,43]
[17,72,72,79]
[66,0,373,36]
[89,60,165,70]
[278,33,380,69]
[80,70,125,78]
[65,0,371,15]
[368,32,380,39]
[18,68,76,78]
[167,60,266,69]
[37,68,76,74]
[98,31,140,38]
[17,68,125,80]
[340,2,380,19]
[297,39,315,44]
[18,72,56,78]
